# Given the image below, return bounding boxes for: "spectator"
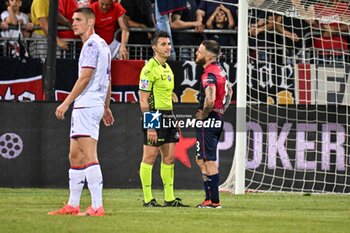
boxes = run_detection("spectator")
[248,9,276,61]
[30,0,68,58]
[90,0,129,59]
[0,0,31,14]
[18,0,31,15]
[57,0,92,58]
[311,0,350,62]
[275,12,312,63]
[169,0,202,61]
[155,0,186,60]
[57,0,92,40]
[1,0,33,38]
[120,0,154,45]
[196,0,237,32]
[205,5,235,46]
[0,19,6,31]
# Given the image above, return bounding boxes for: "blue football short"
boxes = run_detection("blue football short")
[196,112,224,161]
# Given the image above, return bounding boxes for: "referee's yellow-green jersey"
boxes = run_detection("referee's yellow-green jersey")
[139,57,174,111]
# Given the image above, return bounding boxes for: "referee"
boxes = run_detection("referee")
[138,31,189,207]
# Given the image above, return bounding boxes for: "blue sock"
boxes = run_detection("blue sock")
[207,174,220,204]
[202,174,211,200]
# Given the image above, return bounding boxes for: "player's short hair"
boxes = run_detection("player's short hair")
[151,31,170,46]
[202,40,221,57]
[74,7,96,20]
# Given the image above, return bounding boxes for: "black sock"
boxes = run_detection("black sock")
[207,173,220,204]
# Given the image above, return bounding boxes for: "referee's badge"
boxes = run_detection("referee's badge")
[168,75,171,81]
[140,79,150,89]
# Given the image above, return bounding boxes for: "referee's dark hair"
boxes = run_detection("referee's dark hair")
[151,31,170,46]
[202,40,221,57]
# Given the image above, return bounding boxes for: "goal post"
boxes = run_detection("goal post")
[220,0,350,194]
[234,0,249,195]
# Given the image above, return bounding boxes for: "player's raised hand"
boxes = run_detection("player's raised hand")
[103,107,114,126]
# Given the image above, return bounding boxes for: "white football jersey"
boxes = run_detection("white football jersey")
[74,34,111,108]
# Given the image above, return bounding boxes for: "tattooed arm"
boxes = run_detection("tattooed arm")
[223,82,233,113]
[197,85,216,120]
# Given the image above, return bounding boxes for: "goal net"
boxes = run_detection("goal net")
[220,0,350,193]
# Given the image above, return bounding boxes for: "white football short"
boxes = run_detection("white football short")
[70,106,104,141]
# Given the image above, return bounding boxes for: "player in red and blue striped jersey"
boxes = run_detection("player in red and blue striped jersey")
[195,40,233,208]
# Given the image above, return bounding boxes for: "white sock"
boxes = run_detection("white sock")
[68,169,85,207]
[85,164,103,209]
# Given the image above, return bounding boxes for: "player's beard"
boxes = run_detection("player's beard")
[195,57,206,66]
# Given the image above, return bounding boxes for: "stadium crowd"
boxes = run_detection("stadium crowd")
[0,0,350,62]
[249,0,350,64]
[0,0,238,60]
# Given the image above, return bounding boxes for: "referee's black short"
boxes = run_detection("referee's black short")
[196,112,224,161]
[142,110,180,147]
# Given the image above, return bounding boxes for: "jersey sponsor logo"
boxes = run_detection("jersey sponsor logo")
[140,79,150,89]
[143,110,162,129]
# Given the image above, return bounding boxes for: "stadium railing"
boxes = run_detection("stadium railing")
[0,27,239,62]
[1,27,343,64]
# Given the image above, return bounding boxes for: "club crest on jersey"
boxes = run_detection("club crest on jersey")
[167,75,171,81]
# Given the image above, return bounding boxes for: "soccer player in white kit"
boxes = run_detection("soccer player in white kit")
[48,7,114,217]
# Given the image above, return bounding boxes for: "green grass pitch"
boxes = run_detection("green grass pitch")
[0,188,349,233]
